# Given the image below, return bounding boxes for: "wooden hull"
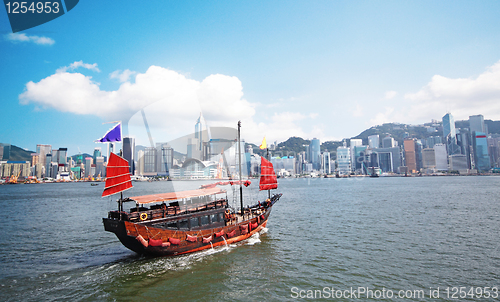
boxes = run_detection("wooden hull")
[103,208,272,257]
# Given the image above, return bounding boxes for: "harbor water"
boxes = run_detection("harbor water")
[1,176,499,301]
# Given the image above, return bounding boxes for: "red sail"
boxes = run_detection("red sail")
[259,157,278,190]
[102,153,133,197]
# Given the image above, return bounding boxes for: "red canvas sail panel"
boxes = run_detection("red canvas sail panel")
[259,157,278,190]
[102,153,133,197]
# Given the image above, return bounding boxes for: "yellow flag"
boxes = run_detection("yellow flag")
[259,137,267,149]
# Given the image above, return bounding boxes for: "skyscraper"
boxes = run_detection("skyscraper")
[472,132,490,172]
[368,135,380,149]
[123,137,135,174]
[310,138,321,170]
[442,113,461,155]
[36,144,52,167]
[336,146,350,175]
[403,139,417,173]
[382,136,396,148]
[469,115,485,133]
[434,144,448,171]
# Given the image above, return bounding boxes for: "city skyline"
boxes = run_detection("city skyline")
[2,2,500,154]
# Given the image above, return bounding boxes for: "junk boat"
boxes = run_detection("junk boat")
[102,122,282,256]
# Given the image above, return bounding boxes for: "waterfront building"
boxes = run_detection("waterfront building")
[0,161,30,178]
[442,113,461,155]
[310,138,321,171]
[156,143,174,176]
[472,132,491,172]
[143,147,157,174]
[137,150,145,175]
[123,137,135,174]
[351,145,368,173]
[403,139,417,173]
[45,153,52,177]
[336,146,351,175]
[84,157,93,178]
[36,144,51,167]
[371,147,402,173]
[422,148,436,169]
[95,156,106,178]
[449,154,469,173]
[321,152,331,174]
[456,129,471,169]
[368,135,380,149]
[487,136,500,167]
[93,148,102,166]
[434,144,448,171]
[469,115,485,134]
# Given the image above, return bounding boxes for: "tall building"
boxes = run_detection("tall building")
[93,148,102,165]
[469,115,485,133]
[368,135,380,149]
[36,144,52,167]
[404,139,417,173]
[144,147,157,173]
[472,132,490,172]
[157,143,174,175]
[336,147,350,175]
[84,157,93,177]
[434,144,448,171]
[426,136,442,148]
[310,138,321,170]
[321,152,331,174]
[350,139,363,147]
[95,156,105,178]
[422,148,436,169]
[123,137,135,174]
[442,113,461,155]
[372,147,402,173]
[351,145,368,172]
[382,136,396,148]
[449,154,469,172]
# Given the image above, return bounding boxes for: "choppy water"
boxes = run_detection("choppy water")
[0,176,499,301]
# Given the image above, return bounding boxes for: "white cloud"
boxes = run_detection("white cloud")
[57,61,100,73]
[384,90,397,99]
[110,69,136,82]
[404,60,500,121]
[20,64,328,145]
[5,33,55,45]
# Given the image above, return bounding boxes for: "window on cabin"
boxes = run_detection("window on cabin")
[210,214,217,223]
[166,221,177,229]
[179,219,189,229]
[190,217,199,228]
[200,215,209,225]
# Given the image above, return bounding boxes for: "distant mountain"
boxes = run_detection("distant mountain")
[0,144,34,162]
[70,153,93,163]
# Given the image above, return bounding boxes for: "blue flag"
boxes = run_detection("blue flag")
[96,123,121,142]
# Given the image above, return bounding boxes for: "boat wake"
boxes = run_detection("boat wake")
[246,232,261,245]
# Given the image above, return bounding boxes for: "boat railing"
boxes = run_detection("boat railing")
[108,198,228,222]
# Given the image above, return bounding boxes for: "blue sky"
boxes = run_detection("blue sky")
[2,1,500,155]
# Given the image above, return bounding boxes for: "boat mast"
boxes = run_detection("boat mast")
[237,121,244,216]
[266,147,270,199]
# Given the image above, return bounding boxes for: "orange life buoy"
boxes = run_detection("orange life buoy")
[140,212,148,221]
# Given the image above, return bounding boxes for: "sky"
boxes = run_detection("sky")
[2,1,500,155]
